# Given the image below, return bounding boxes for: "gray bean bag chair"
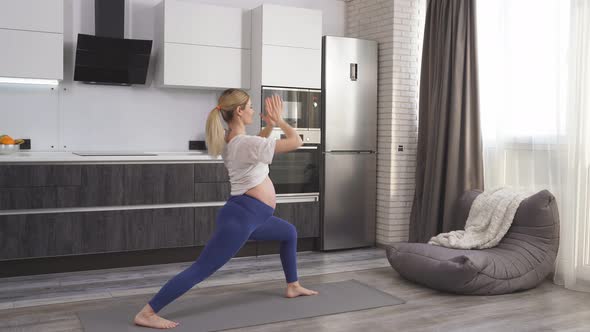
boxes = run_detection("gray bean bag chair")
[385,189,560,295]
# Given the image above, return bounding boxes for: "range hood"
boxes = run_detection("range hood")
[73,0,152,86]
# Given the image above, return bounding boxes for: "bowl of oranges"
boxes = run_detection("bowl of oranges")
[0,135,25,155]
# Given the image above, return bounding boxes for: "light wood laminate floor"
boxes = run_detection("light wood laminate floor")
[1,247,589,331]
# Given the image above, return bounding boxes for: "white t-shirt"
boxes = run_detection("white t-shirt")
[222,134,277,196]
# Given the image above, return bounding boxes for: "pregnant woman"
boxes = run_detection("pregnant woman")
[134,89,319,329]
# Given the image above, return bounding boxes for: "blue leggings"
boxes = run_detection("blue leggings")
[148,194,299,313]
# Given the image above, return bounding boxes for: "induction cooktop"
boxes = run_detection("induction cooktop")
[72,152,158,156]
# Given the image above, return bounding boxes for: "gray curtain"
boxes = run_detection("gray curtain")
[409,0,484,243]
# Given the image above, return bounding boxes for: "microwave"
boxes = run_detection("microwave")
[261,86,321,140]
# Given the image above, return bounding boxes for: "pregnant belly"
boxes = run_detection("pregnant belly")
[245,176,276,209]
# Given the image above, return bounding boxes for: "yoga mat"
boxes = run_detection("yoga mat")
[77,279,404,332]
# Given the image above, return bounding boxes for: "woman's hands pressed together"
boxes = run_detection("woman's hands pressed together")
[263,95,284,127]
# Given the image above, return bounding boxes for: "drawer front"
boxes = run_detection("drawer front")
[0,165,81,187]
[274,201,320,238]
[194,163,229,182]
[0,208,195,260]
[194,183,231,202]
[0,164,195,209]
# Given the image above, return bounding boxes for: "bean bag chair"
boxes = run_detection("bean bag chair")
[385,189,560,295]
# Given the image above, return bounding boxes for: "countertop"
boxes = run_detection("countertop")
[0,151,222,164]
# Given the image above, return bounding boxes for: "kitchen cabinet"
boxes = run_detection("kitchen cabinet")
[0,0,63,33]
[193,162,231,202]
[0,164,195,209]
[163,1,249,49]
[194,206,219,246]
[161,43,250,89]
[155,0,251,89]
[0,29,63,81]
[194,163,229,182]
[274,201,320,238]
[260,4,322,50]
[0,0,63,81]
[194,182,231,202]
[260,45,321,89]
[0,208,194,260]
[0,165,81,187]
[0,162,319,268]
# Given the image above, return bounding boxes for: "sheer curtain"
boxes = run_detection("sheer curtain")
[477,0,569,195]
[477,0,590,291]
[556,0,590,291]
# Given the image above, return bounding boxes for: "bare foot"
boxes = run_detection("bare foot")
[285,282,319,298]
[134,304,180,329]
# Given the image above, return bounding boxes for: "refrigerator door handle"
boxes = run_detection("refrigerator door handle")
[350,63,358,81]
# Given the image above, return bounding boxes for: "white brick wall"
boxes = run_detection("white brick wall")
[345,0,425,246]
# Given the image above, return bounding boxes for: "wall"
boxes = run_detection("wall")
[346,0,425,245]
[0,0,345,152]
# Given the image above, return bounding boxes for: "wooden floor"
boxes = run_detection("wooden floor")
[1,248,590,331]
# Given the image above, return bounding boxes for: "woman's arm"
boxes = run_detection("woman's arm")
[257,125,273,138]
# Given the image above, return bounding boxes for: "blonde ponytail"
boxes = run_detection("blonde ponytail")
[204,88,250,157]
[205,108,225,156]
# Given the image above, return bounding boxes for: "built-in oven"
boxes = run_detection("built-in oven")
[262,86,321,144]
[268,130,320,195]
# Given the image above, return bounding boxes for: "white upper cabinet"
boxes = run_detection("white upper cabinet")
[164,2,250,49]
[261,4,322,50]
[251,4,322,89]
[0,0,63,33]
[261,45,320,89]
[163,43,250,89]
[0,29,63,80]
[0,0,63,81]
[155,0,251,89]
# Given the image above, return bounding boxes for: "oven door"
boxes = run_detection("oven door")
[269,145,320,194]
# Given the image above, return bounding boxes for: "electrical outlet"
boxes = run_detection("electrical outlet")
[189,140,206,151]
[20,139,31,150]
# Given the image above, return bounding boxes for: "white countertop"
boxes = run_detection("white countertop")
[0,151,223,164]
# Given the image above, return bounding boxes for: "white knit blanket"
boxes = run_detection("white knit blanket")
[428,187,530,249]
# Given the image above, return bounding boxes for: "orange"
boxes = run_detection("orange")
[0,135,15,145]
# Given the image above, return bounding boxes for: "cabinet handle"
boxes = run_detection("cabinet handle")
[276,194,319,203]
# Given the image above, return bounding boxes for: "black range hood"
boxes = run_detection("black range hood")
[73,0,152,86]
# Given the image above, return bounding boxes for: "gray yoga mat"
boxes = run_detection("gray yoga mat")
[77,279,404,332]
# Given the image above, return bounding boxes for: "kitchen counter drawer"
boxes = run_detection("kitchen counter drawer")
[0,208,195,260]
[274,200,320,238]
[0,165,81,187]
[0,164,196,210]
[194,163,228,182]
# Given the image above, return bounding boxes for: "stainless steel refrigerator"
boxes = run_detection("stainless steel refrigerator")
[320,36,378,251]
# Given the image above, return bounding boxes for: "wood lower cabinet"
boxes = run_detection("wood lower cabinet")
[0,165,81,187]
[274,201,320,238]
[194,163,230,202]
[0,164,196,210]
[0,208,195,260]
[194,163,229,182]
[194,206,219,246]
[0,162,319,267]
[194,182,231,202]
